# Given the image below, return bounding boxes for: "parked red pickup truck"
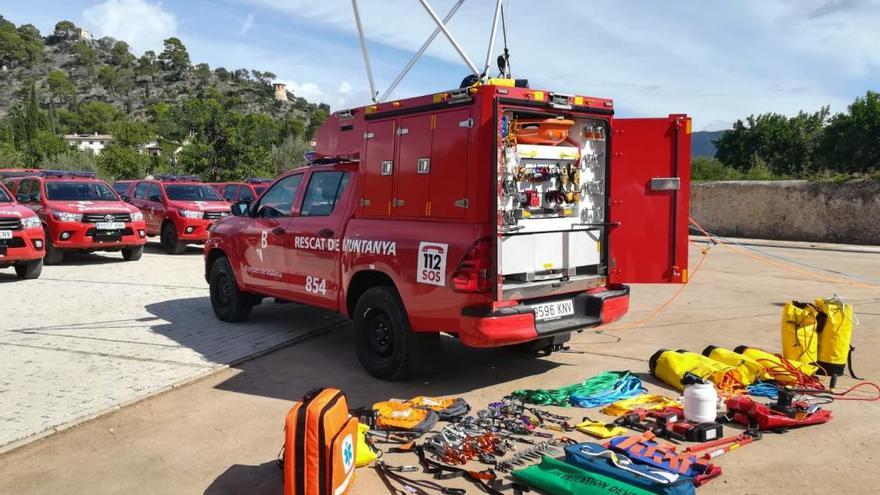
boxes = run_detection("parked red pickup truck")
[3,171,147,264]
[0,183,45,279]
[128,175,230,254]
[206,83,690,379]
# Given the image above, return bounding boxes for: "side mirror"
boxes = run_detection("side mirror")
[149,194,163,203]
[120,194,131,203]
[231,200,251,217]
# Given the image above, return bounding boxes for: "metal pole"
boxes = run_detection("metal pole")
[482,0,503,79]
[379,0,466,102]
[351,0,378,101]
[418,0,480,76]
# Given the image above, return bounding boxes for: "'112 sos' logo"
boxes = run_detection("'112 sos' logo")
[417,242,448,287]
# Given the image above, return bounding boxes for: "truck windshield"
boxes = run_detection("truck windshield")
[46,181,118,201]
[164,184,223,201]
[0,187,10,202]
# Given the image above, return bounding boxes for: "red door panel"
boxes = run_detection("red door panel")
[608,115,690,284]
[429,109,471,219]
[393,114,432,217]
[359,119,396,217]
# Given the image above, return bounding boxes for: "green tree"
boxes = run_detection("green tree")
[818,91,880,174]
[110,41,135,67]
[158,37,190,79]
[97,66,117,91]
[110,120,153,147]
[64,101,124,133]
[214,67,230,81]
[272,135,311,173]
[16,24,44,64]
[47,70,75,103]
[0,16,26,66]
[70,41,97,68]
[53,20,76,39]
[194,63,212,84]
[97,143,149,179]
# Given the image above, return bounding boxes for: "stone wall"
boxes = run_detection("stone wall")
[690,180,880,245]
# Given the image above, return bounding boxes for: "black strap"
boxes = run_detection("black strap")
[374,462,465,495]
[848,345,862,380]
[414,447,506,495]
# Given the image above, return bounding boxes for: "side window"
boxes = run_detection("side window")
[223,185,239,201]
[18,180,39,202]
[134,182,149,199]
[239,186,255,202]
[256,174,303,217]
[301,172,350,217]
[149,183,162,201]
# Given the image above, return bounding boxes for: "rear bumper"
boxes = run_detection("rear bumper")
[0,229,45,265]
[48,221,147,249]
[458,285,630,348]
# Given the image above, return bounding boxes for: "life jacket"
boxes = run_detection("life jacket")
[283,388,358,495]
[813,297,858,378]
[405,396,470,421]
[649,349,746,394]
[372,400,439,433]
[780,301,821,365]
[702,346,770,383]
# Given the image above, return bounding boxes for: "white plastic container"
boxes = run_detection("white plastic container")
[683,382,718,423]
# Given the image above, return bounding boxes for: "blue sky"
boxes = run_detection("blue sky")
[4,0,879,130]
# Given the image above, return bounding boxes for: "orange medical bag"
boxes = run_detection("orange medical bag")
[283,388,359,495]
[514,118,575,145]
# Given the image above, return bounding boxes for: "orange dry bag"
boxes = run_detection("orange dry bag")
[283,388,358,495]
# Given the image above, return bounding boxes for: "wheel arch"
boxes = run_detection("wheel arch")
[205,247,228,282]
[345,270,400,318]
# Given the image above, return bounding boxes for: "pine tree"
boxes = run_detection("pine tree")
[24,81,39,142]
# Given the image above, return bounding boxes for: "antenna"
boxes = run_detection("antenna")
[351,0,378,102]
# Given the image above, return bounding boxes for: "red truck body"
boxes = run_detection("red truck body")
[0,183,45,279]
[208,181,268,203]
[3,172,147,264]
[206,83,690,378]
[127,176,230,254]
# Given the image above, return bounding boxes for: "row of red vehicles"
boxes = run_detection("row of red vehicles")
[0,169,272,279]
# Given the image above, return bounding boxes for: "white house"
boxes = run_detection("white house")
[64,133,113,155]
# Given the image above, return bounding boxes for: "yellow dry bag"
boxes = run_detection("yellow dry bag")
[734,345,818,382]
[781,301,820,365]
[649,349,745,393]
[814,297,858,380]
[702,345,769,383]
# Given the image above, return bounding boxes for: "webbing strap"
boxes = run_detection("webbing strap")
[509,371,646,407]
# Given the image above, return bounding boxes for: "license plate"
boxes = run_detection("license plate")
[530,299,575,322]
[0,230,11,239]
[96,222,125,230]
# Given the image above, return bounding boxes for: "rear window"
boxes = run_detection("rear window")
[46,181,117,201]
[164,184,222,201]
[254,185,267,194]
[301,172,350,217]
[112,182,131,195]
[239,186,255,201]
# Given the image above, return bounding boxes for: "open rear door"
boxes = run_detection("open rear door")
[608,114,691,284]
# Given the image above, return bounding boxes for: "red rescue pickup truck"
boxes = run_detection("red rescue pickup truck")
[0,183,45,279]
[128,175,230,254]
[206,83,690,379]
[4,171,147,264]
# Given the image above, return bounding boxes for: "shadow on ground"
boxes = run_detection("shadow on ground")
[144,241,205,256]
[204,460,281,495]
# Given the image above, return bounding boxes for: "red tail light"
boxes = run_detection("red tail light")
[451,237,493,293]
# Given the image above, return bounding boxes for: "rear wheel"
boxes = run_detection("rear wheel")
[161,223,187,254]
[353,286,439,380]
[121,245,144,261]
[209,256,254,322]
[44,232,64,265]
[14,259,43,280]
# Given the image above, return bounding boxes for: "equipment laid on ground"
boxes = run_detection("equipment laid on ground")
[649,349,747,394]
[372,401,440,433]
[781,301,821,365]
[681,373,718,424]
[509,371,646,407]
[283,388,359,495]
[733,346,821,386]
[725,394,832,431]
[702,345,770,383]
[601,394,682,417]
[564,443,697,495]
[812,297,859,387]
[607,432,722,486]
[513,455,661,495]
[682,430,761,460]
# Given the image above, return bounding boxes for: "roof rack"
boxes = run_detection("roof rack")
[40,170,98,178]
[245,178,272,184]
[155,174,201,182]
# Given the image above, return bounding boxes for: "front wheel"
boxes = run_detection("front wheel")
[161,223,187,254]
[14,259,43,280]
[44,232,64,265]
[209,256,254,322]
[353,286,439,380]
[121,245,144,261]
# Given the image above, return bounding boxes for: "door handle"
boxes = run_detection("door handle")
[272,226,286,235]
[317,228,334,238]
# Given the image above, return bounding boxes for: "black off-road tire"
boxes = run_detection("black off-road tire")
[353,286,439,380]
[161,222,187,254]
[121,245,144,261]
[209,256,254,322]
[44,233,64,265]
[14,259,43,280]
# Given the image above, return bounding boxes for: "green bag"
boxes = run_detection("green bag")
[512,456,655,495]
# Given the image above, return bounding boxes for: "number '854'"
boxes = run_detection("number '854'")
[305,276,327,295]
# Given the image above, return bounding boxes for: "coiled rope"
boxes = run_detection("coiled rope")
[509,371,646,408]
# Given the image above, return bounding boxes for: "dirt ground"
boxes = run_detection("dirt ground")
[1,241,879,494]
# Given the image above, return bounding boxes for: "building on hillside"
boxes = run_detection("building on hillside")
[142,141,162,157]
[76,28,91,41]
[273,82,288,102]
[64,133,112,155]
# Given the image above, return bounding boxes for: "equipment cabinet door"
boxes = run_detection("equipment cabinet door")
[608,115,690,284]
[429,108,471,218]
[393,114,432,217]
[359,119,396,217]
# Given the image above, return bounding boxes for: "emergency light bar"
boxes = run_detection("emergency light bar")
[155,174,201,182]
[39,170,98,178]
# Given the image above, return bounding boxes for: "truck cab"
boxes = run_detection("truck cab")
[206,82,690,379]
[0,183,45,279]
[3,171,147,264]
[208,180,267,203]
[129,175,230,254]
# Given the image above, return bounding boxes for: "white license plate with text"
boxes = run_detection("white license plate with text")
[530,299,575,322]
[96,222,125,230]
[0,230,11,239]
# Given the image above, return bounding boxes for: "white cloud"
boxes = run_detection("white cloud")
[337,81,352,95]
[238,13,255,36]
[82,0,178,53]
